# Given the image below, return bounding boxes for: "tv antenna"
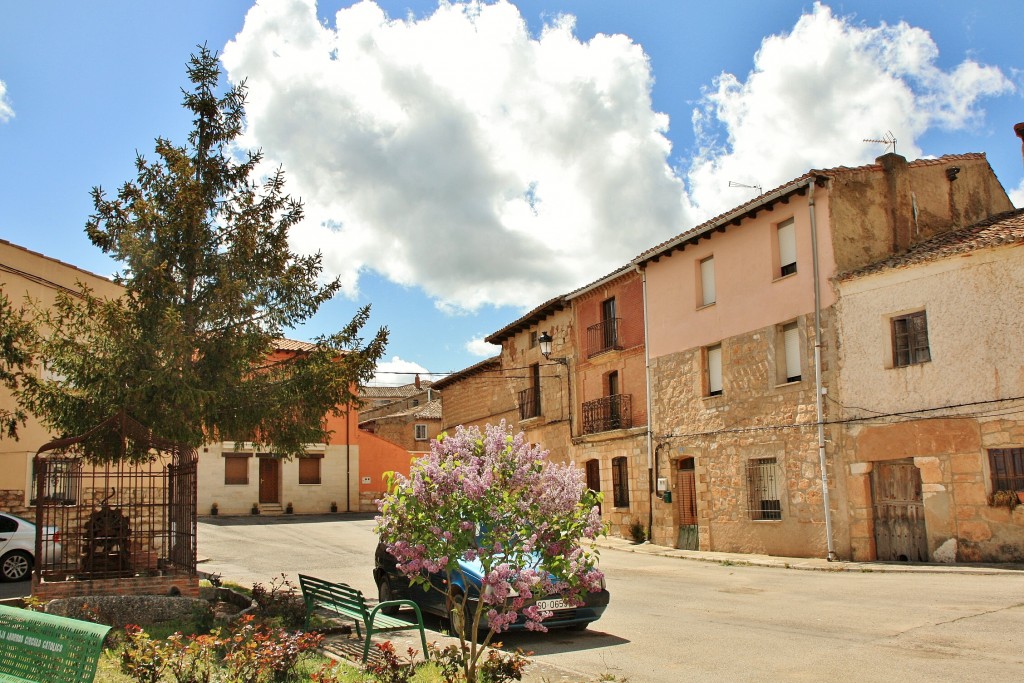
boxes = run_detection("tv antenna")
[728,180,763,196]
[864,130,897,154]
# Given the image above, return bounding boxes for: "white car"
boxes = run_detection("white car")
[0,512,62,582]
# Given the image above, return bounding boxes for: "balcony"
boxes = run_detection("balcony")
[587,318,621,357]
[518,386,541,420]
[582,394,632,434]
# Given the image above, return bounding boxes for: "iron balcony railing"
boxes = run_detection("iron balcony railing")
[582,393,632,434]
[586,318,621,357]
[518,387,541,420]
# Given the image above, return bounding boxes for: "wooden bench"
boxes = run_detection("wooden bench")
[0,604,111,683]
[298,574,428,662]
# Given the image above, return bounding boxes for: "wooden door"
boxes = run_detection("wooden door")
[585,459,601,515]
[872,459,927,562]
[676,458,698,550]
[259,458,280,504]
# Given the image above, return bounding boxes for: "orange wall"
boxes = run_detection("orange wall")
[358,429,420,495]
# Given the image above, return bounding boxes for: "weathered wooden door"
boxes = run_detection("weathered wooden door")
[676,458,699,550]
[872,459,927,562]
[259,458,280,504]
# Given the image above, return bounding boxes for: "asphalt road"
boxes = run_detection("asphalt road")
[198,514,1024,682]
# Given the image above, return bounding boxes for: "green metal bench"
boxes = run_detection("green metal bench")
[0,604,111,683]
[298,573,428,662]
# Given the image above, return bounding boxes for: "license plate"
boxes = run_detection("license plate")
[535,598,571,611]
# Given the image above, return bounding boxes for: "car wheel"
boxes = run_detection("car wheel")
[0,550,32,582]
[377,577,399,615]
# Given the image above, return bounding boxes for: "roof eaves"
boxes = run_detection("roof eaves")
[431,356,502,390]
[484,295,568,344]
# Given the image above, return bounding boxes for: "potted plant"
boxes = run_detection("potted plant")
[330,501,338,513]
[285,502,294,514]
[210,502,219,516]
[251,502,260,515]
[989,490,1019,511]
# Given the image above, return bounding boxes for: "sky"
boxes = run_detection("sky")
[1,1,1021,385]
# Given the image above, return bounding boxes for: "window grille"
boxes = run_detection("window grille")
[747,457,782,520]
[988,448,1024,491]
[892,311,930,367]
[612,457,630,507]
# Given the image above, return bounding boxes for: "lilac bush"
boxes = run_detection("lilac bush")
[376,421,605,682]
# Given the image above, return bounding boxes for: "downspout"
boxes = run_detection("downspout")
[638,264,655,540]
[808,178,838,561]
[346,407,351,513]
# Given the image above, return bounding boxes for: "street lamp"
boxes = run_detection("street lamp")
[538,331,567,365]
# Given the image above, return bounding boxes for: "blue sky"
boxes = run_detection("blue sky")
[1,1,1021,385]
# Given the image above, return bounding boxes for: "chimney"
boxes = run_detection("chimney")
[414,373,421,389]
[1015,122,1024,164]
[877,153,913,252]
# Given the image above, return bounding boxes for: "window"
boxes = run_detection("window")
[612,457,630,507]
[699,256,716,307]
[32,457,80,505]
[747,457,781,520]
[777,218,797,277]
[988,448,1024,492]
[414,423,428,441]
[411,398,420,406]
[530,330,538,348]
[782,321,801,383]
[299,455,322,485]
[892,311,930,367]
[519,363,541,419]
[224,455,249,485]
[601,297,618,349]
[706,344,723,396]
[585,459,601,493]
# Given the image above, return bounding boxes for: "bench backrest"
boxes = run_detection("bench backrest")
[298,574,369,620]
[0,605,112,683]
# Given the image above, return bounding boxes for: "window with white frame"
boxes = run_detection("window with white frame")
[782,321,801,383]
[747,457,782,520]
[892,310,930,367]
[699,256,716,307]
[777,218,797,277]
[706,344,723,396]
[414,423,428,440]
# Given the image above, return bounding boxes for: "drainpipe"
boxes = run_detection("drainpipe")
[808,178,838,561]
[345,408,351,513]
[638,264,655,540]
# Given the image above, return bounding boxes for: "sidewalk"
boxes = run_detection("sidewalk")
[593,534,1024,574]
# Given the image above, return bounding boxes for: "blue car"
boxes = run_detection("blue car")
[373,543,609,633]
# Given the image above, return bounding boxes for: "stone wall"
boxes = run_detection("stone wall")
[649,311,840,557]
[572,429,649,540]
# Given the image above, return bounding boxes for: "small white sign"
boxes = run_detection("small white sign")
[361,476,372,484]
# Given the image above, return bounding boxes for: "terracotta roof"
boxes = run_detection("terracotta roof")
[838,208,1024,280]
[431,356,501,390]
[484,295,568,345]
[359,382,434,399]
[632,153,989,266]
[273,338,318,352]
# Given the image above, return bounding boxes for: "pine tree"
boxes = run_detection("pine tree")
[18,46,387,461]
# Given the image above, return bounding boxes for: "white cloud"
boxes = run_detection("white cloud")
[686,2,1013,218]
[0,80,13,122]
[1009,178,1024,209]
[465,336,500,357]
[222,0,685,312]
[369,355,430,387]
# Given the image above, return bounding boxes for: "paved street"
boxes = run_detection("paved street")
[197,513,1024,682]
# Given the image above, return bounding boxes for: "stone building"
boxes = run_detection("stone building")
[433,356,505,431]
[834,208,1024,562]
[636,152,1013,558]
